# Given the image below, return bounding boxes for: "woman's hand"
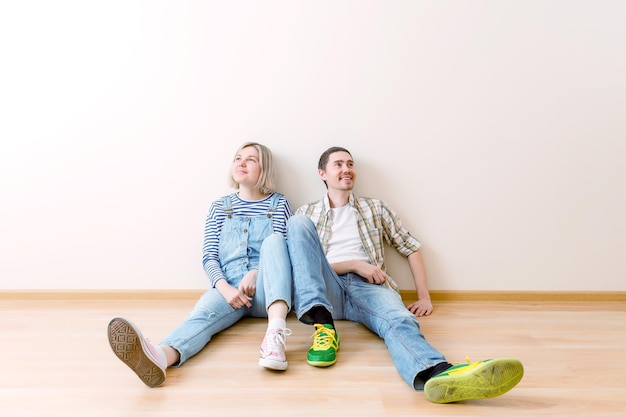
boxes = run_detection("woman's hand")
[238,269,258,297]
[216,280,252,309]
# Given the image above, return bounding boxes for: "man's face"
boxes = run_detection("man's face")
[319,151,355,191]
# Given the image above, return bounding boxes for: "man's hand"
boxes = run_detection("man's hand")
[407,298,433,317]
[353,261,387,285]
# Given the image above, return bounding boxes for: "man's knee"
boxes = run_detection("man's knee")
[287,214,315,233]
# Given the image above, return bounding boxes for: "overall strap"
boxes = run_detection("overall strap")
[221,195,234,217]
[266,193,282,217]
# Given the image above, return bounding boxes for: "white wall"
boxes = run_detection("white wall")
[1,1,624,291]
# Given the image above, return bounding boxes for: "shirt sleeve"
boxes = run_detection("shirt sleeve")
[273,195,293,236]
[380,200,422,257]
[202,200,227,287]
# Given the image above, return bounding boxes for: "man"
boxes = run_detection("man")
[286,146,523,404]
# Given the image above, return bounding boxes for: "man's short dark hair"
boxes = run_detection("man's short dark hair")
[318,146,352,171]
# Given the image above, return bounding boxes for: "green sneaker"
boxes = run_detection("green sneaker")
[307,323,339,367]
[424,358,524,404]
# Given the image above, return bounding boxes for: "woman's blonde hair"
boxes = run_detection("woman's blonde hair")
[229,142,276,194]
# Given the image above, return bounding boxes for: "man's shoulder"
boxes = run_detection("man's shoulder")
[295,199,324,215]
[296,199,324,210]
[354,195,386,209]
[354,195,382,204]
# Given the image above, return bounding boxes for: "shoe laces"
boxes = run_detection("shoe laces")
[311,324,338,350]
[446,356,481,376]
[265,328,292,350]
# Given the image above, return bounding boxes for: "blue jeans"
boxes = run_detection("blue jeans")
[286,215,447,390]
[161,233,292,366]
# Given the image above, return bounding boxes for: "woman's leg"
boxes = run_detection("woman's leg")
[108,288,245,387]
[254,233,293,370]
[160,287,245,366]
[252,233,292,319]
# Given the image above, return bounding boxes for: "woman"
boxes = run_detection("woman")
[107,142,293,387]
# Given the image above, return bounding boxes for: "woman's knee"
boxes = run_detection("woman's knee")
[261,232,288,253]
[262,232,284,245]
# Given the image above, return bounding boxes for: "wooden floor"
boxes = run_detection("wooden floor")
[2,299,625,417]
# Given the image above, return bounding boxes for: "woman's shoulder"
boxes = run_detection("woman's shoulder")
[210,192,289,210]
[273,193,293,211]
[206,193,237,215]
[274,192,290,203]
[209,193,235,205]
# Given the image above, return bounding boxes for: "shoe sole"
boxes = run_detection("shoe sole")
[424,358,524,404]
[259,357,288,371]
[307,355,337,367]
[107,317,166,388]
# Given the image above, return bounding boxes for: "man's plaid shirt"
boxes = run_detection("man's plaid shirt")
[295,192,422,293]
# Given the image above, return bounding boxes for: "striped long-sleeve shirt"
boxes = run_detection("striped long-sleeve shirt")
[202,192,292,287]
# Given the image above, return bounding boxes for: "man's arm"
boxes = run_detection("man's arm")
[406,250,434,317]
[331,260,388,285]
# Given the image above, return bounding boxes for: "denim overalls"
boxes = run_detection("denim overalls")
[160,193,292,366]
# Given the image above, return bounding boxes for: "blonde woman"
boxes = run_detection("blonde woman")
[108,142,293,387]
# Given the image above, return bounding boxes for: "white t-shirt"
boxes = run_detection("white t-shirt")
[326,204,370,264]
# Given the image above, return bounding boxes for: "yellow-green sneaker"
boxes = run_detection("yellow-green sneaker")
[307,323,339,367]
[424,358,523,403]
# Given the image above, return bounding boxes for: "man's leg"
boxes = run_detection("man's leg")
[286,215,343,366]
[343,275,524,402]
[342,275,447,388]
[286,215,344,322]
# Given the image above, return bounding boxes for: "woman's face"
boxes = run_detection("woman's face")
[232,145,262,189]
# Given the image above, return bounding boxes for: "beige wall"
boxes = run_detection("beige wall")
[1,1,624,291]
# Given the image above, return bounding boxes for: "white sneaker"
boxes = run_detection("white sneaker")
[259,327,292,371]
[107,317,167,387]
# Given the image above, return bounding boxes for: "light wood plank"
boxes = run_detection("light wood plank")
[1,299,625,416]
